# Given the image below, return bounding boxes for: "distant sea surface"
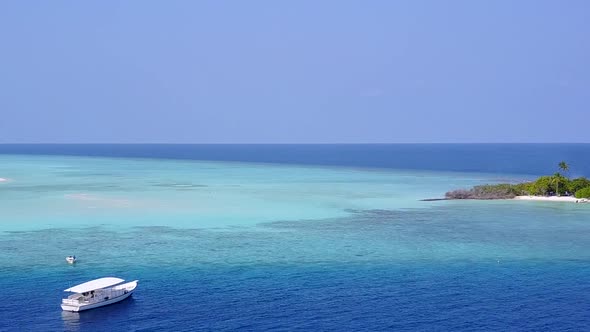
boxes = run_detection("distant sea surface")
[0,143,589,176]
[1,144,589,331]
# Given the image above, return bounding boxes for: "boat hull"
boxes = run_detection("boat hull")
[61,290,134,312]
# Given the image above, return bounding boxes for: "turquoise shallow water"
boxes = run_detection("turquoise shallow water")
[0,155,514,231]
[1,152,590,331]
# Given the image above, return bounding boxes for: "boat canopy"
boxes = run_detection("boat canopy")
[64,277,125,293]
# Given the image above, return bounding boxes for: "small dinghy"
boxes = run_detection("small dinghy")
[66,256,77,264]
[61,277,138,312]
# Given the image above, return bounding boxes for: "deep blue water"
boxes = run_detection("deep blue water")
[5,262,590,331]
[1,143,589,176]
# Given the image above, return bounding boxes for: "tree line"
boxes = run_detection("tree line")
[446,161,590,199]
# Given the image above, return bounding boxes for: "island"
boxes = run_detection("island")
[443,162,590,203]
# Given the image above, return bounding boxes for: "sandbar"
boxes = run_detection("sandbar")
[514,196,587,203]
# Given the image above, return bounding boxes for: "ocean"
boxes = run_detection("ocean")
[0,144,589,331]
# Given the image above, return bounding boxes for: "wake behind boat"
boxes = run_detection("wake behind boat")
[61,277,138,312]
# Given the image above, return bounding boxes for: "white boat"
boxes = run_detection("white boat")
[66,256,76,264]
[61,277,138,312]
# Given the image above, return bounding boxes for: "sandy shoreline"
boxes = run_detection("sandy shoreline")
[514,196,588,203]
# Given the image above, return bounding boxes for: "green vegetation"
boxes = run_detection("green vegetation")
[568,177,590,194]
[445,162,590,200]
[445,184,521,200]
[575,187,590,199]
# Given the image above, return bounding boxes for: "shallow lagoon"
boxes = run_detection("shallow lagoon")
[0,155,516,231]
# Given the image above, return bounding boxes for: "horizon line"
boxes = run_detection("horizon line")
[0,142,589,145]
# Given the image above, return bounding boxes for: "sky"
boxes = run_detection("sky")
[0,1,588,143]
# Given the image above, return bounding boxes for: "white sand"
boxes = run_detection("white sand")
[514,195,587,203]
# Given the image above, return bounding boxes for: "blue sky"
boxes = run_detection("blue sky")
[0,1,588,143]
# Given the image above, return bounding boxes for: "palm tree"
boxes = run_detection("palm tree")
[558,161,569,178]
[558,161,570,195]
